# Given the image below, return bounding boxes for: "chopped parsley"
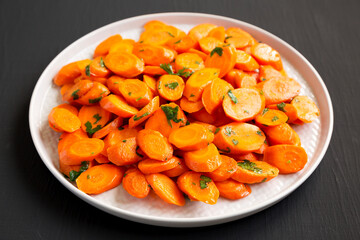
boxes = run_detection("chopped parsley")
[177,67,193,77]
[159,63,192,77]
[133,112,149,121]
[199,175,212,189]
[237,160,263,174]
[93,114,102,124]
[195,61,201,65]
[227,169,234,173]
[118,126,124,130]
[225,36,233,40]
[136,97,143,101]
[261,178,267,183]
[99,57,105,68]
[135,146,144,158]
[259,90,264,95]
[167,31,175,37]
[232,139,239,145]
[165,82,179,89]
[85,64,91,76]
[210,47,223,57]
[174,39,181,44]
[128,92,132,96]
[161,105,184,127]
[227,90,238,104]
[71,89,80,100]
[84,121,102,135]
[256,130,263,136]
[190,93,195,97]
[88,96,102,103]
[262,108,269,115]
[139,49,145,52]
[271,116,279,122]
[214,128,220,134]
[218,147,231,153]
[192,182,196,185]
[244,110,249,114]
[225,126,235,136]
[122,140,127,143]
[87,175,90,179]
[261,78,266,81]
[277,102,286,112]
[69,161,89,181]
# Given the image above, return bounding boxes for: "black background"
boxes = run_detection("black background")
[1,0,359,239]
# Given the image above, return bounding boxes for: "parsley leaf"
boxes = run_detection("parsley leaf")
[136,97,142,101]
[71,89,80,100]
[261,178,267,183]
[176,67,193,77]
[133,112,149,121]
[256,130,263,136]
[128,92,132,96]
[214,128,220,134]
[69,161,89,181]
[272,116,279,122]
[190,93,195,98]
[165,82,179,89]
[93,114,102,124]
[210,47,223,57]
[218,147,231,153]
[232,139,239,145]
[199,175,212,189]
[85,64,91,76]
[167,31,175,37]
[160,63,174,75]
[227,90,238,104]
[195,61,201,65]
[262,108,269,115]
[225,126,235,136]
[135,146,144,158]
[225,36,233,40]
[100,57,105,68]
[277,102,286,112]
[88,96,102,103]
[237,160,263,174]
[174,39,181,44]
[84,121,102,135]
[161,105,183,127]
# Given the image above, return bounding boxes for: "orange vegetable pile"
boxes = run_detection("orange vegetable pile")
[49,20,320,206]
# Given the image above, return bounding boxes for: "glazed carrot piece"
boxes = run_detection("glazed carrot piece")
[104,52,144,78]
[167,35,197,53]
[54,103,78,116]
[204,45,237,78]
[253,140,269,154]
[122,168,150,198]
[225,27,256,49]
[78,105,111,134]
[207,26,226,42]
[102,125,140,156]
[213,123,266,154]
[138,157,181,174]
[143,66,167,76]
[261,123,301,146]
[186,48,208,61]
[100,94,138,118]
[255,109,288,126]
[235,50,259,71]
[215,180,251,200]
[228,152,259,162]
[183,68,220,102]
[232,159,279,184]
[58,129,88,154]
[137,129,173,161]
[59,160,96,178]
[180,97,204,113]
[92,117,123,139]
[94,154,110,164]
[267,102,298,123]
[88,56,111,78]
[146,173,185,206]
[225,69,257,88]
[222,88,263,122]
[62,80,94,103]
[202,78,234,114]
[108,39,135,55]
[174,53,204,74]
[60,138,104,165]
[48,107,81,133]
[140,25,185,46]
[76,82,110,105]
[183,143,221,172]
[258,65,284,82]
[177,171,219,205]
[291,96,320,123]
[188,23,217,43]
[257,77,301,105]
[169,123,214,151]
[67,60,90,80]
[133,43,176,66]
[119,79,153,108]
[264,145,307,174]
[145,103,186,138]
[60,83,74,96]
[206,155,237,181]
[157,74,185,101]
[192,121,217,134]
[107,137,142,166]
[94,34,123,58]
[106,76,125,96]
[143,20,167,30]
[129,96,160,128]
[199,37,223,54]
[54,61,82,86]
[162,158,189,178]
[143,75,158,95]
[76,164,124,194]
[189,107,217,125]
[251,43,283,70]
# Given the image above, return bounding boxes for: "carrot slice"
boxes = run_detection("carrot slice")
[228,152,259,162]
[167,35,197,53]
[104,52,144,78]
[76,59,93,78]
[138,157,181,174]
[62,80,94,103]
[60,83,74,96]
[122,168,150,198]
[58,129,88,154]
[222,88,263,122]
[225,69,257,88]
[144,20,167,30]
[180,97,203,113]
[54,103,78,116]
[259,65,284,82]
[267,102,298,123]
[188,23,217,43]
[106,75,125,95]
[157,74,185,101]
[291,96,320,123]
[192,121,217,134]
[261,123,301,146]
[235,50,259,71]
[177,171,219,205]
[143,75,158,95]
[89,56,111,78]
[146,173,185,206]
[59,160,96,178]
[76,164,124,194]
[215,180,251,200]
[202,78,234,114]
[60,138,104,165]
[145,103,186,137]
[54,61,81,86]
[199,37,223,54]
[190,107,216,125]
[162,158,189,177]
[119,79,153,108]
[78,105,111,134]
[102,125,140,156]
[92,117,123,139]
[137,129,173,161]
[133,43,176,66]
[255,109,288,126]
[48,107,81,133]
[94,154,110,164]
[225,27,256,49]
[205,155,237,181]
[232,159,279,184]
[100,94,138,118]
[107,137,142,166]
[108,39,135,55]
[183,143,221,172]
[143,66,167,76]
[213,122,266,154]
[264,145,308,174]
[186,48,208,61]
[207,26,226,42]
[140,25,185,46]
[205,45,237,78]
[128,96,159,128]
[174,53,204,74]
[251,43,283,70]
[183,68,220,102]
[76,82,110,105]
[94,34,123,58]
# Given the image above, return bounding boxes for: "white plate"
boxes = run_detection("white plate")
[29,12,333,227]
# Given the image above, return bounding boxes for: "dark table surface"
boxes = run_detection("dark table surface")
[1,0,359,239]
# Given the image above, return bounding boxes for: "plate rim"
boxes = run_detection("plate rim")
[29,12,334,227]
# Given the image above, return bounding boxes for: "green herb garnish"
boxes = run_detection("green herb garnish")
[89,96,102,104]
[84,121,102,135]
[218,147,231,153]
[214,128,220,134]
[262,108,269,115]
[256,130,263,136]
[93,114,102,124]
[128,92,132,96]
[225,36,233,40]
[136,97,143,101]
[195,61,201,65]
[135,146,144,158]
[272,116,279,122]
[210,47,223,57]
[174,39,181,44]
[100,57,105,68]
[277,102,286,112]
[69,161,89,181]
[199,175,212,189]
[237,160,263,174]
[232,139,239,145]
[85,64,91,76]
[227,90,238,104]
[225,126,235,136]
[167,31,175,37]
[71,89,80,100]
[161,105,183,127]
[190,93,195,97]
[133,112,149,121]
[165,82,179,89]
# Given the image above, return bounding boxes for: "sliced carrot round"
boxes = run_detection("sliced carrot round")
[137,129,173,161]
[138,157,180,174]
[76,82,110,105]
[129,96,160,128]
[102,125,140,156]
[260,77,301,105]
[215,180,251,200]
[205,45,237,78]
[225,27,256,49]
[94,34,123,57]
[62,80,94,103]
[206,155,238,182]
[78,105,111,133]
[183,143,221,172]
[198,37,223,54]
[261,123,301,146]
[157,74,185,101]
[267,103,299,123]
[143,75,158,95]
[251,43,283,70]
[133,43,176,66]
[54,61,81,86]
[202,78,234,114]
[188,23,217,43]
[58,129,88,154]
[100,94,138,118]
[162,158,189,177]
[60,138,104,165]
[92,117,123,139]
[167,35,197,53]
[255,109,288,126]
[122,168,150,198]
[104,52,144,78]
[108,39,135,55]
[89,56,111,78]
[119,79,153,108]
[48,107,81,133]
[106,76,125,95]
[235,50,259,71]
[180,97,204,113]
[232,159,279,184]
[107,137,142,166]
[207,26,226,42]
[291,96,320,123]
[174,53,204,74]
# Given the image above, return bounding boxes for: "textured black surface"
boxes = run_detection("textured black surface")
[0,0,359,239]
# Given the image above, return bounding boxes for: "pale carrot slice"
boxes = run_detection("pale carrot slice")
[58,129,88,154]
[180,97,204,113]
[107,137,142,166]
[106,75,125,96]
[108,39,135,55]
[157,74,185,101]
[76,82,110,105]
[232,159,279,184]
[215,180,251,200]
[186,48,208,61]
[138,157,181,174]
[261,123,301,146]
[119,79,153,108]
[62,80,94,103]
[251,43,283,70]
[122,168,150,198]
[143,75,158,95]
[225,27,256,49]
[137,129,173,161]
[183,143,221,172]
[291,96,320,123]
[133,43,176,66]
[255,109,288,126]
[104,52,144,78]
[128,96,160,128]
[174,53,205,74]
[207,26,226,42]
[188,23,217,43]
[167,35,197,53]
[48,107,81,133]
[235,50,259,71]
[60,138,104,165]
[206,155,238,182]
[199,37,223,54]
[100,94,138,118]
[102,125,140,156]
